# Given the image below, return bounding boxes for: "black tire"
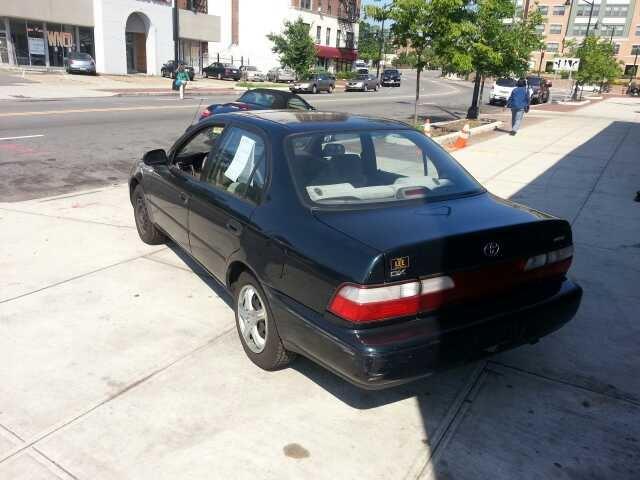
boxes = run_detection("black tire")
[233,272,294,371]
[133,185,165,245]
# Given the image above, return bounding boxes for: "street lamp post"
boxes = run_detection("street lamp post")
[572,0,596,100]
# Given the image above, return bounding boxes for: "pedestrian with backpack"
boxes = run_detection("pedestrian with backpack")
[175,64,190,100]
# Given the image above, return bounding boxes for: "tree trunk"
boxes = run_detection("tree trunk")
[467,71,481,119]
[414,66,422,125]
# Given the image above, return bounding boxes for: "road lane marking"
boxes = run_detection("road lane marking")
[0,104,202,118]
[0,134,45,141]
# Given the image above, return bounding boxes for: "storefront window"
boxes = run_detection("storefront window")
[27,21,46,66]
[10,19,29,65]
[46,23,76,67]
[0,19,9,64]
[79,27,94,58]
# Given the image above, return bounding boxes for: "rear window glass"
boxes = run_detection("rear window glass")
[69,52,92,60]
[496,78,517,87]
[384,69,399,75]
[239,91,278,107]
[286,129,482,207]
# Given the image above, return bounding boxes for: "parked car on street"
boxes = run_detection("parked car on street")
[203,62,241,80]
[489,77,517,105]
[129,110,582,389]
[345,74,379,92]
[381,68,401,87]
[266,68,296,83]
[198,88,314,120]
[289,73,335,93]
[65,52,96,75]
[627,81,640,96]
[526,76,551,104]
[240,65,265,82]
[160,60,195,80]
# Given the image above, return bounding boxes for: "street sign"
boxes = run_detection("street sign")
[553,58,580,72]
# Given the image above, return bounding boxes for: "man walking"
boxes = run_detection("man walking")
[506,78,530,136]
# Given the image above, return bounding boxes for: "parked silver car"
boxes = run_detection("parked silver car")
[240,65,265,82]
[345,74,379,92]
[65,52,96,75]
[267,68,295,83]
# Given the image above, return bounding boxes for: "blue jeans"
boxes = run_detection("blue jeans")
[511,109,525,132]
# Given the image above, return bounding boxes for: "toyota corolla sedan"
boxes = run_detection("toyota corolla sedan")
[129,111,582,389]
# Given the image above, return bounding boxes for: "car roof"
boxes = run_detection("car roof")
[204,110,410,133]
[241,88,298,99]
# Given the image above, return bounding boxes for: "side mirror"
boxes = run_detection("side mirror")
[547,81,553,87]
[143,149,168,166]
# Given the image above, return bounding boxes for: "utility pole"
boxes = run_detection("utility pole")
[572,0,595,100]
[374,1,393,78]
[172,1,180,61]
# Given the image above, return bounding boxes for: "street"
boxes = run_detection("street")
[0,70,499,201]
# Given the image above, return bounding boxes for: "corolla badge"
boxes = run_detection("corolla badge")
[483,242,501,257]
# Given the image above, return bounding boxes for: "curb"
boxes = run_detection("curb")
[113,89,237,97]
[431,120,504,150]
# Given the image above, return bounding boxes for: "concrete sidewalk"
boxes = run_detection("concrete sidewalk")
[0,69,236,100]
[1,97,639,479]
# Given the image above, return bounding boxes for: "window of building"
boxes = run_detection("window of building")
[571,24,591,36]
[576,5,599,16]
[636,25,640,36]
[612,43,620,54]
[625,64,638,76]
[326,27,331,45]
[604,5,628,17]
[346,31,354,49]
[549,24,562,34]
[9,19,29,65]
[316,26,321,44]
[552,5,565,16]
[78,26,95,58]
[603,25,625,37]
[26,21,46,66]
[0,21,8,64]
[46,23,75,67]
[535,24,545,34]
[538,5,548,16]
[632,45,640,55]
[336,29,341,47]
[328,2,332,15]
[301,0,311,9]
[546,42,559,52]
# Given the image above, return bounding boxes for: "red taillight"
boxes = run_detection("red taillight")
[200,109,211,118]
[328,277,454,323]
[328,246,574,324]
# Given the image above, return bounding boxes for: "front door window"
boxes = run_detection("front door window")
[173,125,224,178]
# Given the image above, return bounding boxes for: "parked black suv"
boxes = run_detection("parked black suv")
[381,68,401,87]
[160,60,195,80]
[527,76,551,104]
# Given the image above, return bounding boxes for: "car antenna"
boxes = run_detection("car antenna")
[189,98,205,127]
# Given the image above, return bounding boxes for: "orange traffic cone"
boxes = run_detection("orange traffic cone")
[452,123,470,149]
[423,118,431,137]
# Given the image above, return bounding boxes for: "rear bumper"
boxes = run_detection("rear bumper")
[267,278,582,390]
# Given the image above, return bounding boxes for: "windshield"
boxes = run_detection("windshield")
[286,129,483,207]
[69,52,92,60]
[384,70,398,75]
[496,78,517,87]
[238,91,278,107]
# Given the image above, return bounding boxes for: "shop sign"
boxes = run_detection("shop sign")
[47,31,74,48]
[28,37,45,55]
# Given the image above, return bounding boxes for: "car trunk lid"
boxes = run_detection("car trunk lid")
[313,193,572,283]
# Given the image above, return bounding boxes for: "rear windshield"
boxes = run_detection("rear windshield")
[69,52,92,60]
[384,69,399,75]
[286,129,483,207]
[356,74,368,80]
[496,78,517,87]
[238,90,278,107]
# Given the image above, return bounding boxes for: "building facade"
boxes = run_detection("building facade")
[208,0,361,73]
[0,0,220,75]
[523,0,640,77]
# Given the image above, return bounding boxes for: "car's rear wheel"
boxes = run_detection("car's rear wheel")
[233,272,294,370]
[133,185,165,245]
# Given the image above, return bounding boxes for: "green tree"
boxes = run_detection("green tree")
[389,0,435,125]
[569,36,622,87]
[432,0,543,118]
[267,17,316,79]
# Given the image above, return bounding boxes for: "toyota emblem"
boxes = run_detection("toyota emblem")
[483,242,501,257]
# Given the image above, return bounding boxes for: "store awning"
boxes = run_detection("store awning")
[315,46,358,61]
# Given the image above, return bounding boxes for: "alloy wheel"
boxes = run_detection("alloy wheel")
[237,285,268,354]
[134,195,149,236]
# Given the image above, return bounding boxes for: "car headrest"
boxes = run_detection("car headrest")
[322,143,345,157]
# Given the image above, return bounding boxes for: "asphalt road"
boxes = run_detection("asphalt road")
[0,70,499,201]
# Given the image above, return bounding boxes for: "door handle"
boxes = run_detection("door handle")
[226,220,243,236]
